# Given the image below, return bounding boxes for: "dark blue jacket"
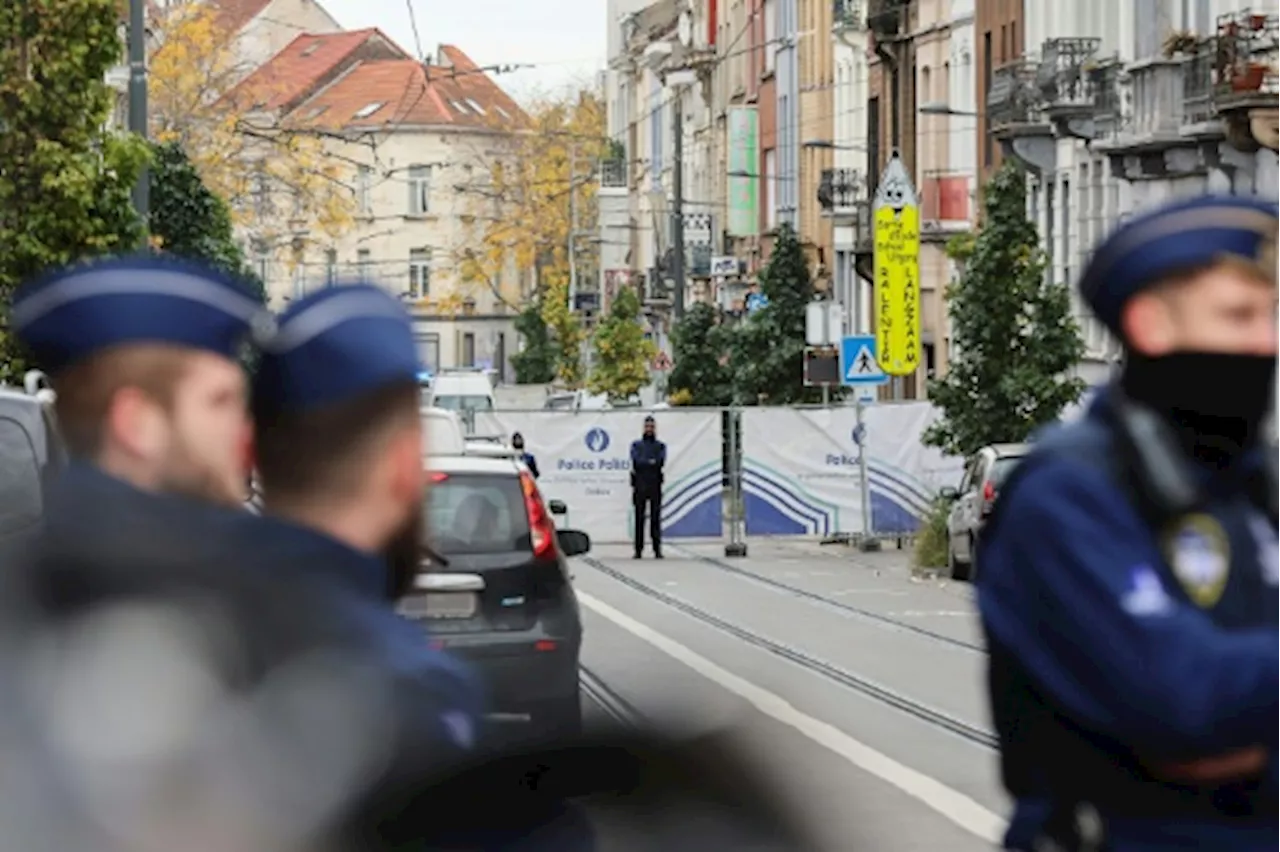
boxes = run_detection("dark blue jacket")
[521,451,540,479]
[978,389,1278,851]
[629,437,666,491]
[3,463,486,847]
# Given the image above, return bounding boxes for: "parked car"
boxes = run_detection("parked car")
[941,442,1028,581]
[409,450,589,743]
[424,369,496,415]
[0,374,67,552]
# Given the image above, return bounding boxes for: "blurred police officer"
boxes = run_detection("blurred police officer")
[630,415,666,559]
[250,284,493,845]
[977,196,1278,851]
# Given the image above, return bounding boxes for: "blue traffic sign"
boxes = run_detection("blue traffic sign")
[840,335,888,386]
[746,292,769,313]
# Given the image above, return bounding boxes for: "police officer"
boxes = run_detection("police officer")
[630,415,666,559]
[250,285,493,844]
[512,431,540,478]
[977,195,1279,851]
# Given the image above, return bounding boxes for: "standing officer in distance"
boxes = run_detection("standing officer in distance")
[977,195,1278,852]
[630,415,666,559]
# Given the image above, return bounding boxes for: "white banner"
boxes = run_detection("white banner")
[740,405,963,536]
[473,410,723,544]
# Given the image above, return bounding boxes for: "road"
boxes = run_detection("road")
[571,538,1005,851]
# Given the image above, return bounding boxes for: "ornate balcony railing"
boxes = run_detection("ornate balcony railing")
[817,167,866,213]
[988,59,1041,127]
[1035,37,1102,110]
[833,0,864,31]
[1182,39,1217,125]
[599,158,627,188]
[1213,10,1279,111]
[866,0,908,39]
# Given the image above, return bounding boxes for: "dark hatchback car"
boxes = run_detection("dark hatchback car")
[402,453,590,743]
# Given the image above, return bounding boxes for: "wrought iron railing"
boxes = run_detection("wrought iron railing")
[817,167,866,213]
[1089,59,1125,121]
[866,0,907,38]
[599,158,627,188]
[1183,40,1216,124]
[833,0,864,30]
[1035,37,1101,108]
[988,59,1041,126]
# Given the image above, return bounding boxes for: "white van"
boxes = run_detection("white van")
[424,369,495,414]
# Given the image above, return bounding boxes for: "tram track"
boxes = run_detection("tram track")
[579,663,644,730]
[668,543,985,654]
[577,555,997,751]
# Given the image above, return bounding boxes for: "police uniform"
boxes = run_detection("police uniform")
[977,196,1279,851]
[630,417,667,558]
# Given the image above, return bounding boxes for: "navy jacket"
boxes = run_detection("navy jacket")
[977,390,1279,851]
[629,437,667,491]
[521,451,540,479]
[2,463,485,848]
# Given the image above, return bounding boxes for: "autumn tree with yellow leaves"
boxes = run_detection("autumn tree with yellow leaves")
[146,3,354,261]
[457,88,610,387]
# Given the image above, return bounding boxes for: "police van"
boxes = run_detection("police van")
[417,406,590,741]
[0,372,67,550]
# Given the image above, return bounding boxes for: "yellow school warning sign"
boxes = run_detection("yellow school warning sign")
[872,154,921,377]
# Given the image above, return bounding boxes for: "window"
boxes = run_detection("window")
[982,31,993,166]
[462,332,476,368]
[408,164,431,216]
[415,332,440,372]
[764,148,777,230]
[291,263,305,300]
[324,248,337,285]
[356,165,372,215]
[408,247,431,298]
[763,0,777,74]
[464,97,486,115]
[357,248,372,279]
[1061,176,1072,287]
[495,105,510,120]
[920,66,931,104]
[422,474,530,555]
[253,165,270,218]
[353,101,384,119]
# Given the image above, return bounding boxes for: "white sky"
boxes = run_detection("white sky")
[317,0,607,103]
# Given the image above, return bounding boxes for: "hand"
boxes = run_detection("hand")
[1152,746,1268,782]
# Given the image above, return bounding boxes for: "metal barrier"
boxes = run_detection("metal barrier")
[464,403,962,550]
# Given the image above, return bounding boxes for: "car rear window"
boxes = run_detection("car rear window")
[424,473,530,554]
[0,416,43,537]
[989,456,1024,487]
[431,394,494,412]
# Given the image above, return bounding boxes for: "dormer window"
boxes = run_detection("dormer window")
[353,101,385,119]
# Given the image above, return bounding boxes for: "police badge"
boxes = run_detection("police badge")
[1163,514,1231,608]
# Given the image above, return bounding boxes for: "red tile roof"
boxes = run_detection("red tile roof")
[287,46,528,131]
[225,28,409,111]
[211,0,276,34]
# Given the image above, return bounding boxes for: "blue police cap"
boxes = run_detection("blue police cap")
[253,284,420,416]
[10,254,272,372]
[1079,194,1277,336]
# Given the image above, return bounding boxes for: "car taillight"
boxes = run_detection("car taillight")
[520,471,557,560]
[982,480,995,503]
[429,471,449,483]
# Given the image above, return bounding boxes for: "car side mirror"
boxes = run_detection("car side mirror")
[548,499,568,516]
[938,486,959,501]
[557,529,591,557]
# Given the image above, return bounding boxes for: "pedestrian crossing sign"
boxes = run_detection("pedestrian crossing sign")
[840,335,888,386]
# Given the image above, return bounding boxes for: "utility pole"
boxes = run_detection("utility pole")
[567,143,578,313]
[670,90,686,321]
[128,0,150,227]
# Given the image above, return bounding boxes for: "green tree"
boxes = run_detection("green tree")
[923,162,1086,456]
[729,223,832,404]
[510,300,559,384]
[668,301,733,406]
[149,141,264,303]
[0,0,149,381]
[586,285,655,402]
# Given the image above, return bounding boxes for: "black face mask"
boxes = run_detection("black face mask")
[1121,351,1277,461]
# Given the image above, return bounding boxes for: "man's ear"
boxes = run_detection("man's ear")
[106,386,168,461]
[387,423,424,504]
[1120,293,1178,356]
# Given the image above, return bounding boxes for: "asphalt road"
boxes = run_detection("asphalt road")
[572,538,1004,851]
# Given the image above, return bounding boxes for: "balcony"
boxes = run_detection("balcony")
[987,59,1056,172]
[1182,39,1217,129]
[1094,58,1208,181]
[1211,10,1279,150]
[1034,37,1118,139]
[817,167,873,253]
[866,0,908,40]
[833,0,864,32]
[599,158,627,188]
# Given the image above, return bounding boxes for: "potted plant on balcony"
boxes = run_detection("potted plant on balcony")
[1231,60,1270,91]
[1163,30,1200,58]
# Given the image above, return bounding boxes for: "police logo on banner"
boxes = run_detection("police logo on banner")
[1164,514,1231,608]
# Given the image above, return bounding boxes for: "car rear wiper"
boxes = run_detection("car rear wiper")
[420,542,451,568]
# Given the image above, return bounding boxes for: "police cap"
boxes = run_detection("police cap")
[1078,194,1277,337]
[10,254,271,372]
[253,284,419,417]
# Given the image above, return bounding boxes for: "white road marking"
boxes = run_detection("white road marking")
[576,590,1004,843]
[830,588,909,597]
